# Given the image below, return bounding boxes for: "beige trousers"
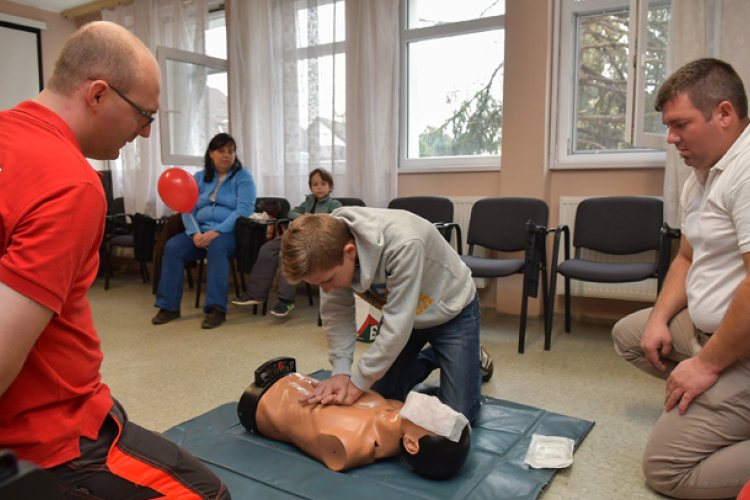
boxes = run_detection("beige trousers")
[612,308,750,499]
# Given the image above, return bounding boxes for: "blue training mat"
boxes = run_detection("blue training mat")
[163,385,594,499]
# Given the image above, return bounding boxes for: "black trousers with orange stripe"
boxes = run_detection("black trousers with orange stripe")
[48,399,231,500]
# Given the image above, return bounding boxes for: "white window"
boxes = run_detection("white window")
[400,0,505,172]
[552,0,670,169]
[158,8,228,166]
[293,0,346,173]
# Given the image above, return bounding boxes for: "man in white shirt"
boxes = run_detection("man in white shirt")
[612,58,750,499]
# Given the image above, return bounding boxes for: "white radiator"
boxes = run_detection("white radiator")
[555,196,657,302]
[449,196,488,289]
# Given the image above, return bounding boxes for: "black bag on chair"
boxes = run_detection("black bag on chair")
[132,213,158,264]
[235,218,269,275]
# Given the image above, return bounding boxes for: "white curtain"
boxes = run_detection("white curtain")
[227,0,398,208]
[102,0,209,217]
[663,0,750,226]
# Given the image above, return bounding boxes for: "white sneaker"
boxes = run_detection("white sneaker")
[231,293,264,306]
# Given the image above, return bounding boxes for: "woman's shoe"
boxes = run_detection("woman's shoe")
[202,306,226,329]
[152,309,180,325]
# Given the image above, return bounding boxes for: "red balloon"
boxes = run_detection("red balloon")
[739,479,750,500]
[158,168,199,213]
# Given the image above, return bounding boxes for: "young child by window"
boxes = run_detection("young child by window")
[232,168,342,317]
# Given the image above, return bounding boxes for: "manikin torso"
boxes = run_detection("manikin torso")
[255,373,404,471]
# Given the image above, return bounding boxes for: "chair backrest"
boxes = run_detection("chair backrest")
[109,196,125,216]
[335,197,366,207]
[255,197,291,219]
[387,196,453,224]
[107,197,131,235]
[466,197,549,252]
[573,196,663,255]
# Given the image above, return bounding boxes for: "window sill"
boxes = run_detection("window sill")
[399,156,501,174]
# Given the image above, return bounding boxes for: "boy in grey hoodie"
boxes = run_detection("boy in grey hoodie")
[281,207,485,424]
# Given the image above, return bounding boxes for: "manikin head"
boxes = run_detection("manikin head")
[398,391,472,479]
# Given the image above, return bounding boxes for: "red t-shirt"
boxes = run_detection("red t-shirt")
[0,101,112,467]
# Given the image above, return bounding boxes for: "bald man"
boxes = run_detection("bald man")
[0,21,230,499]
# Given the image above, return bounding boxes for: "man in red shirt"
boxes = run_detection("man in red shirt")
[0,21,230,499]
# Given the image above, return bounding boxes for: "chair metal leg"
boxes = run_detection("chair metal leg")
[231,260,240,298]
[564,277,571,332]
[139,261,150,283]
[195,259,204,309]
[541,261,551,351]
[545,271,557,351]
[152,255,161,294]
[518,289,529,354]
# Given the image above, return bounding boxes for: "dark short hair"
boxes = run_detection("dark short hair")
[204,133,242,182]
[655,58,748,120]
[309,168,334,189]
[399,424,471,480]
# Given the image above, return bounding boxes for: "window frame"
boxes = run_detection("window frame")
[157,46,228,166]
[550,0,667,171]
[399,4,505,173]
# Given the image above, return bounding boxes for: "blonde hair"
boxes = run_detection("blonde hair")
[47,21,150,96]
[281,214,353,283]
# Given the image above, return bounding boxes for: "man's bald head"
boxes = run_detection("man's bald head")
[47,21,157,96]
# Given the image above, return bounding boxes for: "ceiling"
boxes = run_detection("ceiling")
[11,0,92,14]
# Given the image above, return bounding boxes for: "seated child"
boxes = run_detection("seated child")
[232,168,342,316]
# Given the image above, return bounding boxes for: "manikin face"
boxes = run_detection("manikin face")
[209,143,236,175]
[661,92,728,172]
[304,242,357,293]
[310,173,333,201]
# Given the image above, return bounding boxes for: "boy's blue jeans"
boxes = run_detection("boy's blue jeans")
[155,232,236,313]
[370,294,482,425]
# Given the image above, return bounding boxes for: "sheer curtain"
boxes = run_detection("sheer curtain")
[227,0,398,208]
[663,0,750,226]
[102,0,209,217]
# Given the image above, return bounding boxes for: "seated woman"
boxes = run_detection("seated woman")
[238,358,471,478]
[152,133,256,329]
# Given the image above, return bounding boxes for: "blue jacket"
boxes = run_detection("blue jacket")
[182,167,256,235]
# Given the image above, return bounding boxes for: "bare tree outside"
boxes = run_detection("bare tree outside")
[573,4,669,153]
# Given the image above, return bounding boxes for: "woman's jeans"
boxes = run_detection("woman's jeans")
[155,232,236,313]
[370,294,482,425]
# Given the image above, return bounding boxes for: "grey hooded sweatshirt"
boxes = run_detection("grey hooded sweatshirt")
[321,207,476,391]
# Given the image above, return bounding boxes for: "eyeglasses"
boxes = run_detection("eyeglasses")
[88,77,156,127]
